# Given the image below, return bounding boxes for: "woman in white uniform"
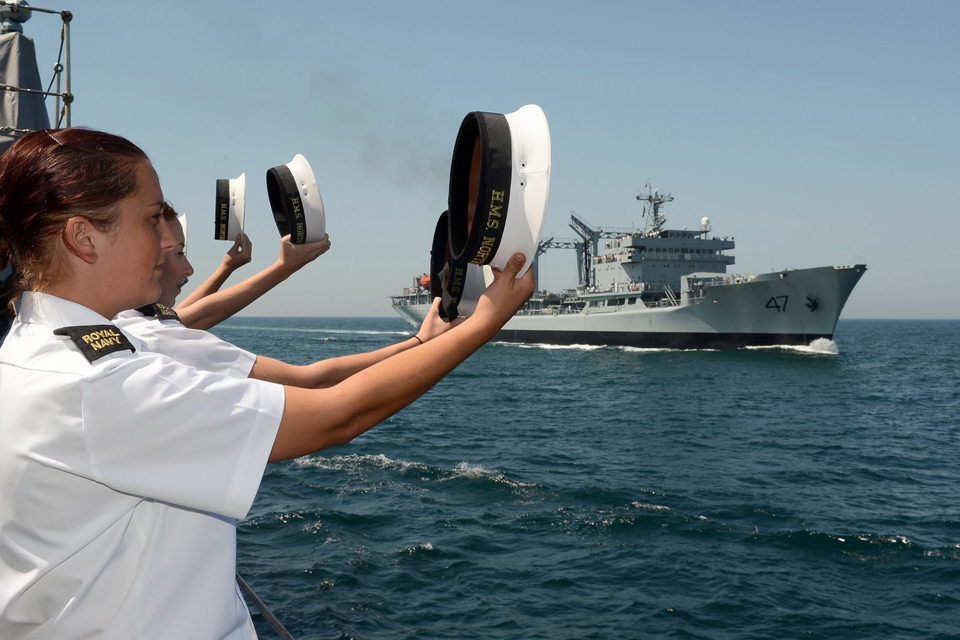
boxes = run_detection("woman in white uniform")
[0,128,533,639]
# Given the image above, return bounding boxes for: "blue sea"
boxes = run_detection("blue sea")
[209,318,960,640]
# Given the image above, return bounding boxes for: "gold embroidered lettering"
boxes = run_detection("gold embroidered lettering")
[471,236,497,264]
[450,266,465,294]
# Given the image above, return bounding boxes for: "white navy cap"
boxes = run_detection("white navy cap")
[433,104,550,319]
[214,173,245,242]
[266,154,326,244]
[447,104,550,276]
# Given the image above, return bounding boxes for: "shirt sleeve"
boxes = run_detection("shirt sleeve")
[150,321,257,379]
[79,352,284,519]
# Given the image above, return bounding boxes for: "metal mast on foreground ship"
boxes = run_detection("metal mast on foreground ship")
[392,185,867,350]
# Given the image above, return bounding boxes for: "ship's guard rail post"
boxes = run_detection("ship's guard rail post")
[0,1,73,127]
[236,573,295,640]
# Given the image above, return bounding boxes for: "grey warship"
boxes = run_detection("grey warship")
[391,186,866,349]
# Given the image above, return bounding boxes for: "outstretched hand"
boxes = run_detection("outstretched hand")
[223,233,253,271]
[415,297,463,342]
[472,253,535,330]
[277,233,331,275]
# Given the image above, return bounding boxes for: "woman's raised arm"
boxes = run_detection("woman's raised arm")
[249,298,457,389]
[177,234,330,330]
[269,254,533,462]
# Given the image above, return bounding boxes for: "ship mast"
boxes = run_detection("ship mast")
[0,0,74,148]
[636,184,673,237]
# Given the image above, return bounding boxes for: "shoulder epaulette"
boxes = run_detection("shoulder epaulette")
[53,324,136,363]
[135,303,180,322]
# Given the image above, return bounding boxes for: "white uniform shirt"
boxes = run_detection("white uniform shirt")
[0,292,284,639]
[114,308,257,379]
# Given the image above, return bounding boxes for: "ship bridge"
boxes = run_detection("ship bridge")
[592,229,736,295]
[571,186,736,300]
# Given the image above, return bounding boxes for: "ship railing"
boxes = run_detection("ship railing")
[697,274,748,287]
[581,283,662,295]
[515,305,584,316]
[390,290,431,307]
[591,252,727,265]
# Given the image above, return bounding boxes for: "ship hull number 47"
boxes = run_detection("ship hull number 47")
[765,296,789,312]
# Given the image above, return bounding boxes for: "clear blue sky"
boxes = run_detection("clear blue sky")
[24,0,960,318]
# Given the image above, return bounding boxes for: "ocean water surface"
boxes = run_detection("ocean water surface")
[210,318,960,640]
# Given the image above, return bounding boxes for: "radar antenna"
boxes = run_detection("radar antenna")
[635,183,673,237]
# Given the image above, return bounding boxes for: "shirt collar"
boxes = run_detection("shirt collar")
[115,308,147,320]
[19,291,115,329]
[19,292,148,353]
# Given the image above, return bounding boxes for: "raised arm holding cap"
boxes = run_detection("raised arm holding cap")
[250,296,457,389]
[174,162,330,323]
[174,231,331,330]
[176,230,252,309]
[272,252,533,459]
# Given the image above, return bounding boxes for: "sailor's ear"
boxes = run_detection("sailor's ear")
[62,216,99,264]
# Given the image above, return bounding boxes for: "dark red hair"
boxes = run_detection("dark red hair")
[0,128,149,291]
